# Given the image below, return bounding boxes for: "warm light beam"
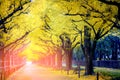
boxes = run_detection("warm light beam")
[26,61,32,65]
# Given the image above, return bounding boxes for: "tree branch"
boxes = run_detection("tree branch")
[12,41,30,55]
[98,0,119,6]
[0,0,31,33]
[72,42,80,49]
[0,30,31,50]
[72,34,78,43]
[99,0,120,20]
[99,23,113,39]
[83,20,97,35]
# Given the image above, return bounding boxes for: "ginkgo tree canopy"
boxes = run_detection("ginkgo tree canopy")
[0,0,119,61]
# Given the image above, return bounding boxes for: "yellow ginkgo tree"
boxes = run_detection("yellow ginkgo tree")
[63,0,119,75]
[42,0,119,75]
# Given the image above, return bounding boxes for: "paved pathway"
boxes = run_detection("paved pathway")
[7,64,71,80]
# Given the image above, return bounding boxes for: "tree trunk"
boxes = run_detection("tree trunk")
[99,51,102,60]
[45,56,49,66]
[77,62,80,78]
[84,26,94,75]
[51,54,55,68]
[84,55,93,75]
[112,51,118,60]
[84,45,94,75]
[56,51,62,69]
[65,49,72,74]
[0,49,5,79]
[68,49,72,69]
[112,43,118,60]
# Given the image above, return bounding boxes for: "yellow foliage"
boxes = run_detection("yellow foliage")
[0,0,118,61]
[51,69,105,80]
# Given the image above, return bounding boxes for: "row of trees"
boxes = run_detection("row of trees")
[40,0,120,75]
[95,34,120,60]
[0,0,32,78]
[0,0,120,76]
[73,34,120,61]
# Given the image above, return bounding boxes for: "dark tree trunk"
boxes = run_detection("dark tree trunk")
[65,51,69,74]
[77,61,80,78]
[65,49,72,75]
[68,49,72,69]
[117,5,120,20]
[112,43,118,60]
[59,33,74,74]
[99,51,103,60]
[112,50,118,60]
[84,26,94,75]
[84,55,93,75]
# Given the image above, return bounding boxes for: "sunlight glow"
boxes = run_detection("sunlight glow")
[26,61,32,65]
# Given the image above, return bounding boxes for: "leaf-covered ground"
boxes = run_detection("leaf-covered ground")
[52,69,105,80]
[7,64,106,80]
